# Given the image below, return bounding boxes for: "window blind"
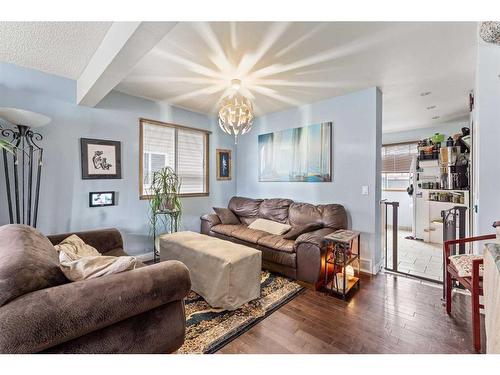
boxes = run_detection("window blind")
[177,129,206,194]
[381,143,417,173]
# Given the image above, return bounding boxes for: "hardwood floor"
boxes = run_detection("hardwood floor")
[217,271,485,354]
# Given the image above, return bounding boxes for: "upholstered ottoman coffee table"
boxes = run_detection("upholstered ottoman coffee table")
[159,231,261,310]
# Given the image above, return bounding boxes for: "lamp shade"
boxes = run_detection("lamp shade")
[0,107,51,128]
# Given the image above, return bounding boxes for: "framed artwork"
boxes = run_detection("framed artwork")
[89,191,116,207]
[216,149,231,180]
[81,138,121,179]
[258,122,332,182]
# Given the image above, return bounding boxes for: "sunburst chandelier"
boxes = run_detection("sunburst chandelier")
[218,79,254,143]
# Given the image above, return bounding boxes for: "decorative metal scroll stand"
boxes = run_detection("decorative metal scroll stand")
[1,125,44,227]
[152,210,180,263]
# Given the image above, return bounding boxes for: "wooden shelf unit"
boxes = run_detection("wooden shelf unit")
[322,230,361,300]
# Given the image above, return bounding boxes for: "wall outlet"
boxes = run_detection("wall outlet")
[361,186,369,195]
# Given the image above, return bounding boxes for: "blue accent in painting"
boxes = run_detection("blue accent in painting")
[258,122,332,182]
[221,153,229,177]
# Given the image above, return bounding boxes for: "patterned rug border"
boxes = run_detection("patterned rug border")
[204,285,305,354]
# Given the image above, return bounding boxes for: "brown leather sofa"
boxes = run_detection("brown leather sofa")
[201,196,347,289]
[0,224,190,354]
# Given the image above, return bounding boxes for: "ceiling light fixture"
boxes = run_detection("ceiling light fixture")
[231,78,241,91]
[480,22,500,45]
[218,79,254,144]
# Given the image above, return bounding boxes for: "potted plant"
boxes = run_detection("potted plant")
[149,166,182,236]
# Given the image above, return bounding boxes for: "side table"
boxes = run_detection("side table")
[322,230,361,300]
[152,210,180,263]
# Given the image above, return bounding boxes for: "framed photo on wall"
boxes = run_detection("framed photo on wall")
[216,149,231,180]
[81,138,122,179]
[89,191,116,207]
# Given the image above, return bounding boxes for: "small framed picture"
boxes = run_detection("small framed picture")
[216,149,231,180]
[81,138,121,179]
[89,191,115,207]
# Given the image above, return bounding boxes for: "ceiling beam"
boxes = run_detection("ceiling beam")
[77,21,177,107]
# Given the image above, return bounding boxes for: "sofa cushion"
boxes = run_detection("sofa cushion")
[231,227,269,244]
[258,198,293,223]
[257,235,295,253]
[248,218,291,235]
[283,223,323,240]
[211,224,244,237]
[0,224,68,307]
[288,202,347,229]
[319,204,348,229]
[288,202,323,227]
[213,207,240,225]
[228,196,263,218]
[239,217,258,226]
[449,254,484,278]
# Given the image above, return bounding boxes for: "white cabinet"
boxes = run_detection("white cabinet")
[415,189,469,244]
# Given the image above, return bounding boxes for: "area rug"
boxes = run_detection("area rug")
[178,271,304,354]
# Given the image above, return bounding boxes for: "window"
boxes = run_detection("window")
[381,142,418,191]
[139,118,210,198]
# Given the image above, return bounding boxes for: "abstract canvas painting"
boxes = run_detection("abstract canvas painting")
[258,122,332,182]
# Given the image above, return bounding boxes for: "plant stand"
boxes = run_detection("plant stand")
[322,230,361,300]
[152,210,180,263]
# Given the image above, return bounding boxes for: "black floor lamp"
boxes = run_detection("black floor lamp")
[0,108,51,228]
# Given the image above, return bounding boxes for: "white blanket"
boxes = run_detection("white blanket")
[54,234,138,281]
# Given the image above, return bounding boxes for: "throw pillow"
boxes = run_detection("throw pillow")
[54,234,138,281]
[283,223,323,240]
[213,207,240,225]
[248,218,291,235]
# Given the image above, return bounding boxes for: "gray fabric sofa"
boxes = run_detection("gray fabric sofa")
[0,224,190,354]
[201,196,348,289]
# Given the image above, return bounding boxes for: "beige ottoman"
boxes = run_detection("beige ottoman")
[159,231,261,310]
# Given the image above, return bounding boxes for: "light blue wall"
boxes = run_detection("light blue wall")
[0,62,236,255]
[474,40,500,236]
[236,87,383,273]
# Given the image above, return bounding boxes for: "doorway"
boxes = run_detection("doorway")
[381,121,472,283]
